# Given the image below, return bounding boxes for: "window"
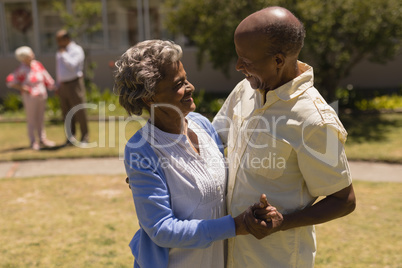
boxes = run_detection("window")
[106,0,140,50]
[106,0,171,51]
[37,0,63,53]
[0,0,179,54]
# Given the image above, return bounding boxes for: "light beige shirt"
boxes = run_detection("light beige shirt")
[212,61,352,268]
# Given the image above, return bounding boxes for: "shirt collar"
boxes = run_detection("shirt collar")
[66,41,76,50]
[273,61,314,101]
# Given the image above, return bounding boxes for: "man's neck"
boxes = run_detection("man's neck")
[261,60,301,104]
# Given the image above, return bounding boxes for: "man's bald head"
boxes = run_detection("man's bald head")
[235,6,305,58]
[56,29,70,40]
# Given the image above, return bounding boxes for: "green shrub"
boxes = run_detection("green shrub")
[0,93,23,112]
[46,96,61,119]
[193,89,226,117]
[355,94,402,111]
[336,86,402,111]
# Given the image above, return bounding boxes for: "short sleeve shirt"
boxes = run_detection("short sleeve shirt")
[6,60,54,97]
[212,61,352,268]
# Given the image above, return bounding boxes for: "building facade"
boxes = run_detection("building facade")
[0,0,401,99]
[0,0,244,98]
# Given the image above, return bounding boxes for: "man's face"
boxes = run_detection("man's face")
[234,33,279,91]
[56,36,69,49]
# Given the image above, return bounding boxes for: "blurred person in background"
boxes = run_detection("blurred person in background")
[55,29,88,146]
[6,46,56,150]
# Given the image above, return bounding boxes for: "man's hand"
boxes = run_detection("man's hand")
[244,194,284,240]
[233,209,250,235]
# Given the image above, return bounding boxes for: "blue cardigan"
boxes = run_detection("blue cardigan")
[124,112,236,268]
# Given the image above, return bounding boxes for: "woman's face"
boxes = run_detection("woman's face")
[150,61,196,118]
[22,52,34,66]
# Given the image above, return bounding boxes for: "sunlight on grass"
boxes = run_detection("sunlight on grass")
[0,176,400,267]
[2,113,402,163]
[315,180,402,267]
[0,174,138,267]
[0,119,145,161]
[341,113,402,163]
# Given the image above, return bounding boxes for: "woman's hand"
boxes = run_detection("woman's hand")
[11,84,30,94]
[21,85,30,93]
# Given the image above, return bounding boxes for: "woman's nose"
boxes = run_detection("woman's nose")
[185,80,195,92]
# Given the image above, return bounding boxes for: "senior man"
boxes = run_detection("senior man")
[56,29,89,145]
[212,6,356,268]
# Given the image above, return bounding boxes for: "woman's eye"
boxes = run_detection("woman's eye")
[174,82,183,90]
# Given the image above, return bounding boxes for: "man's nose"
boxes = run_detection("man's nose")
[236,58,244,71]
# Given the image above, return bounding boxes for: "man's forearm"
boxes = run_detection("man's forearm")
[281,184,356,231]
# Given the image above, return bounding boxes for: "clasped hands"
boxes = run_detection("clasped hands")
[125,177,282,239]
[234,194,283,240]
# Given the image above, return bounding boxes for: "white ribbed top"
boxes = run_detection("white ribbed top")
[141,118,227,268]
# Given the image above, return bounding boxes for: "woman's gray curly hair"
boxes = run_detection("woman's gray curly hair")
[114,40,183,116]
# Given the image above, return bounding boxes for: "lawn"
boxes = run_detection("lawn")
[340,113,402,163]
[315,180,402,267]
[0,174,137,267]
[0,118,145,161]
[1,112,402,163]
[0,176,400,267]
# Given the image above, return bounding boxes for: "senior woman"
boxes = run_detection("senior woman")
[6,46,56,150]
[114,40,278,268]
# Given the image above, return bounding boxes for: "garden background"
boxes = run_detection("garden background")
[1,0,402,267]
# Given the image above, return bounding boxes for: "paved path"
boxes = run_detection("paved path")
[0,158,401,182]
[0,158,125,179]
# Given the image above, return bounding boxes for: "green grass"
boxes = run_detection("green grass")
[315,180,402,267]
[0,174,137,267]
[340,113,402,163]
[0,177,400,267]
[0,119,144,161]
[1,112,402,163]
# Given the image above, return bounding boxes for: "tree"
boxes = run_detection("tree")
[165,0,402,101]
[52,0,102,80]
[52,0,102,43]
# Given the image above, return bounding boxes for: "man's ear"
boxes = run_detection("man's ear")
[275,53,285,69]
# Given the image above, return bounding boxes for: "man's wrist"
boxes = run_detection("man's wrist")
[280,213,291,231]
